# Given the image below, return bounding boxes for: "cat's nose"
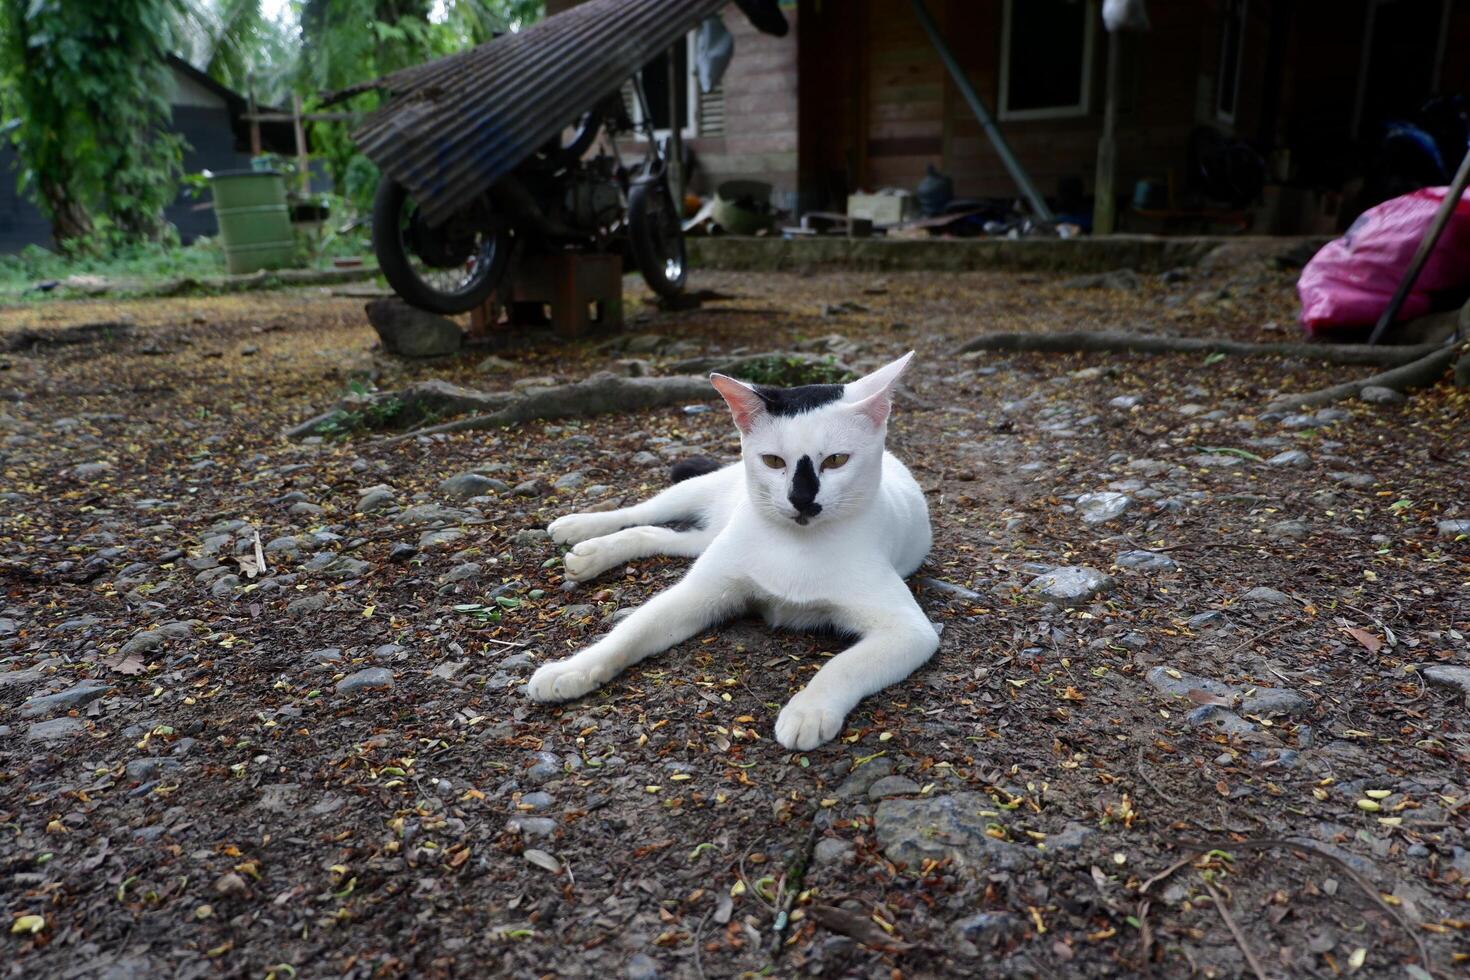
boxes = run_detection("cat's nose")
[788,456,822,518]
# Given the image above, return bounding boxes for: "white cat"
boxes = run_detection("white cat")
[527,352,937,750]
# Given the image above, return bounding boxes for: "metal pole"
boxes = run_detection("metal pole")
[1367,145,1470,345]
[667,44,684,219]
[1092,28,1121,234]
[911,0,1053,221]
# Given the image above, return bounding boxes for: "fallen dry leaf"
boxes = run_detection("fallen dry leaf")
[1343,627,1382,654]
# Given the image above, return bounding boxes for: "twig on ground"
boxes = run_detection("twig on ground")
[1202,878,1268,980]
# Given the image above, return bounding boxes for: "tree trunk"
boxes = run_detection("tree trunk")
[39,175,93,249]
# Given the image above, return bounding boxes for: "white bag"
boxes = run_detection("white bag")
[696,16,734,94]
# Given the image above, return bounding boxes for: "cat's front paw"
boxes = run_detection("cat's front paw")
[774,694,847,750]
[562,537,620,582]
[548,512,615,546]
[526,656,606,702]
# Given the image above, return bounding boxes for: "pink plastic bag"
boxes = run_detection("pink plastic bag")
[1297,187,1470,337]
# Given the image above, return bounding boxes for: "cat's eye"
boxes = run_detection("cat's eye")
[821,453,850,471]
[761,454,786,469]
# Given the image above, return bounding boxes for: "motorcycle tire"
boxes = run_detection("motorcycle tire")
[627,178,688,299]
[371,177,510,315]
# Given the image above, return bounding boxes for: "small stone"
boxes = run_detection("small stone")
[419,528,464,549]
[320,557,371,581]
[397,503,471,525]
[553,472,586,491]
[388,543,419,562]
[440,473,499,499]
[26,717,84,741]
[287,595,327,616]
[560,604,595,621]
[952,911,1024,947]
[874,794,1032,871]
[1114,550,1177,571]
[1146,666,1237,700]
[72,461,112,479]
[508,816,557,837]
[1189,611,1226,628]
[1267,449,1310,467]
[365,298,463,357]
[1242,586,1293,606]
[308,647,344,664]
[336,667,395,694]
[210,574,242,597]
[1437,519,1470,540]
[1109,394,1143,409]
[527,751,562,783]
[812,837,856,866]
[118,630,164,656]
[440,562,481,584]
[357,488,397,513]
[1267,519,1311,540]
[20,681,110,718]
[1047,822,1097,850]
[624,953,660,980]
[513,480,542,497]
[1075,491,1131,525]
[1240,687,1310,717]
[520,791,554,809]
[1027,567,1113,606]
[1358,385,1405,405]
[867,775,921,799]
[1422,665,1470,697]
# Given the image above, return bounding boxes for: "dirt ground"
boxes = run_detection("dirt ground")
[2,260,1468,979]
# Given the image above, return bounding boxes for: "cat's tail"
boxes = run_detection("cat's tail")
[669,456,723,484]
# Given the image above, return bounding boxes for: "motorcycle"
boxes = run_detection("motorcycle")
[370,77,687,316]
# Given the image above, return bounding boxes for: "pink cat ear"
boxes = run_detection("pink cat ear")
[710,374,766,433]
[844,351,915,404]
[850,388,893,428]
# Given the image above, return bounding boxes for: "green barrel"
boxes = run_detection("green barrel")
[210,170,296,275]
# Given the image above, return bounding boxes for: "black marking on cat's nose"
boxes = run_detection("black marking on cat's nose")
[789,455,822,519]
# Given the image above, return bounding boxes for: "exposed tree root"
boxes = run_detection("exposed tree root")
[950,330,1438,367]
[1265,341,1463,413]
[365,373,715,442]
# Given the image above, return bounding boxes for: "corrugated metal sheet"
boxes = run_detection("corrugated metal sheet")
[350,0,749,227]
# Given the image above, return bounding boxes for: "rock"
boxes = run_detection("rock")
[1437,519,1470,539]
[1114,550,1177,571]
[0,617,17,635]
[875,794,1032,871]
[520,791,554,809]
[72,461,112,479]
[867,775,921,799]
[1186,705,1258,737]
[1240,687,1310,717]
[527,751,562,783]
[388,543,419,562]
[119,630,164,656]
[357,488,397,513]
[513,529,550,546]
[26,717,84,741]
[1060,269,1140,291]
[365,298,463,357]
[1047,822,1097,850]
[513,480,542,497]
[553,471,586,491]
[1358,385,1405,405]
[1189,611,1226,629]
[287,594,327,616]
[1422,665,1470,698]
[210,574,242,597]
[1267,519,1310,540]
[835,756,895,798]
[1027,567,1113,606]
[624,953,660,980]
[1146,666,1237,700]
[1242,586,1293,607]
[308,647,343,664]
[440,562,481,584]
[1109,394,1143,409]
[508,816,557,837]
[1328,471,1376,489]
[319,557,371,581]
[336,667,395,694]
[440,473,499,499]
[1268,449,1310,467]
[373,643,411,662]
[419,528,464,549]
[398,503,472,525]
[952,911,1024,947]
[20,681,110,718]
[1075,491,1131,524]
[812,837,856,866]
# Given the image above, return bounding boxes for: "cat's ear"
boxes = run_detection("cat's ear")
[710,373,766,433]
[844,351,915,404]
[845,351,913,427]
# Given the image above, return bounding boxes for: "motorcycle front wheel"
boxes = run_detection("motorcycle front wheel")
[371,177,511,315]
[627,177,688,299]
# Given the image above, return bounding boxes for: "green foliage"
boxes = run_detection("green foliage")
[0,0,185,251]
[735,356,857,387]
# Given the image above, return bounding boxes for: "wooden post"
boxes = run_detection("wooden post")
[292,92,310,194]
[1093,28,1121,235]
[248,87,262,158]
[666,43,683,218]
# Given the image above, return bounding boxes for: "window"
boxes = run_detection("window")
[1216,0,1246,121]
[999,0,1096,120]
[627,32,700,140]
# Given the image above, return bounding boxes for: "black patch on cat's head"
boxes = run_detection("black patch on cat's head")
[751,383,845,417]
